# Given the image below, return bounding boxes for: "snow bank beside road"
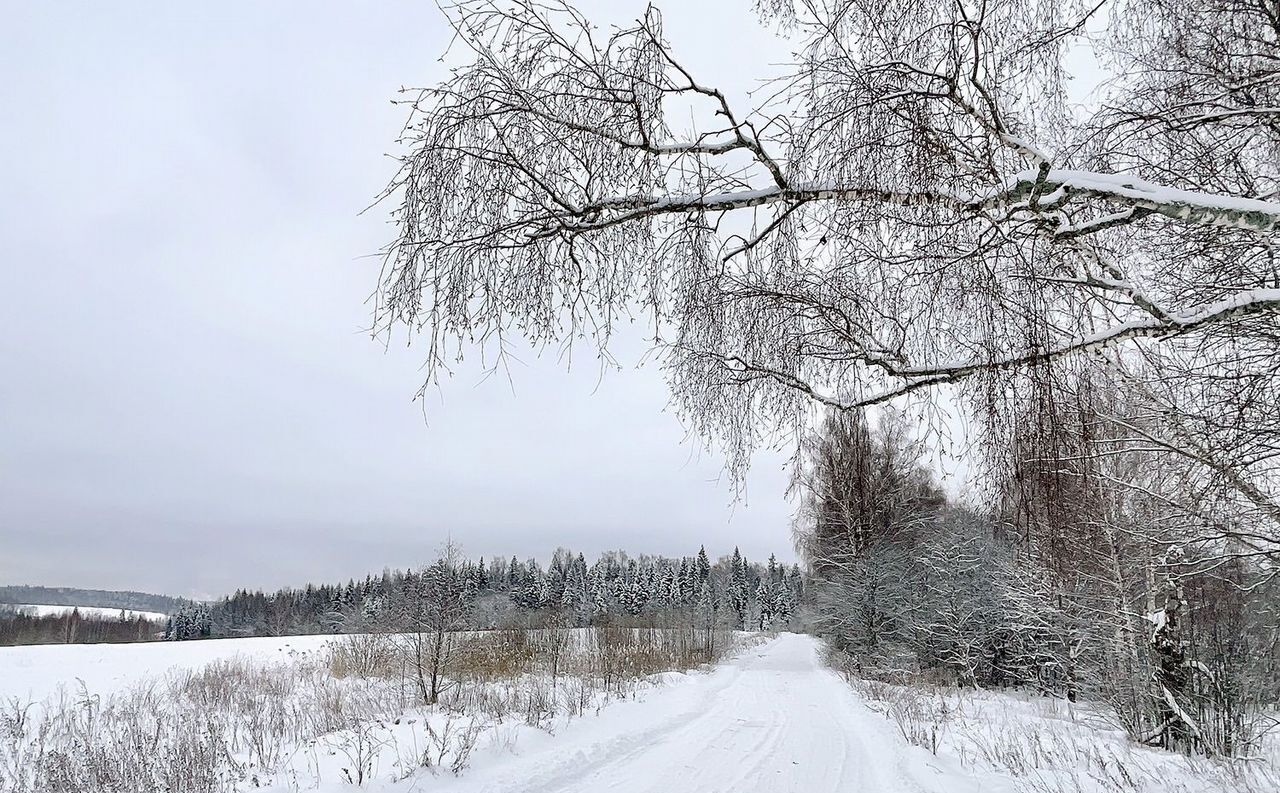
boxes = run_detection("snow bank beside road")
[841,670,1280,793]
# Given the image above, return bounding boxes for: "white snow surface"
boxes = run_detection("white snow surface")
[4,633,1268,792]
[3,602,168,621]
[1,632,1003,792]
[0,633,333,703]
[425,632,1001,793]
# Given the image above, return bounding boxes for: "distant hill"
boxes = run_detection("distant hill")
[0,585,188,615]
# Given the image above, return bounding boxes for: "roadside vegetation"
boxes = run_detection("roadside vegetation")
[796,409,1280,792]
[828,652,1279,793]
[0,622,736,793]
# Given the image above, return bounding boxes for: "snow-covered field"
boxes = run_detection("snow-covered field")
[1,633,1273,792]
[0,633,333,703]
[0,628,746,792]
[1,602,168,622]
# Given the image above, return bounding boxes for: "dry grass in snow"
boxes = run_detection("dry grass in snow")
[0,624,735,792]
[827,651,1280,793]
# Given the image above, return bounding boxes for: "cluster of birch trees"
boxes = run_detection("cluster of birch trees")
[796,405,1280,758]
[0,607,160,646]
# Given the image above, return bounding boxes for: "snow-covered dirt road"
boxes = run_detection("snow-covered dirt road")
[434,632,1000,793]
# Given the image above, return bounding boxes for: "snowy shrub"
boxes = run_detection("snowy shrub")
[327,632,397,679]
[834,654,1280,793]
[1,684,237,793]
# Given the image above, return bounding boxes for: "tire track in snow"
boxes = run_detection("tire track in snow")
[436,634,999,793]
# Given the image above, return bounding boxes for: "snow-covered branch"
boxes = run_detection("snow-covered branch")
[379,0,1280,508]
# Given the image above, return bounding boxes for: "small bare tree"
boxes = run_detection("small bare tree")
[396,542,474,705]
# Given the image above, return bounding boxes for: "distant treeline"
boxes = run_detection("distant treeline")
[0,607,163,646]
[165,546,808,640]
[0,585,189,614]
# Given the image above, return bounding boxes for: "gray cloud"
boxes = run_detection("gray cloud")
[0,1,796,597]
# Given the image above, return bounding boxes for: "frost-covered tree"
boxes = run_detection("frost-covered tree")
[658,562,680,607]
[728,548,751,629]
[795,409,945,577]
[755,579,775,630]
[677,557,695,605]
[511,559,547,610]
[560,552,592,625]
[620,574,650,616]
[588,561,612,619]
[774,566,801,627]
[695,547,711,592]
[913,510,1007,688]
[375,0,1280,556]
[755,555,784,629]
[396,543,474,704]
[166,605,212,641]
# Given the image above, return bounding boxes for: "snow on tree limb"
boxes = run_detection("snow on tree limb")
[375,0,1280,521]
[530,170,1280,240]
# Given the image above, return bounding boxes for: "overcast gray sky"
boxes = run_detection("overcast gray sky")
[0,1,799,598]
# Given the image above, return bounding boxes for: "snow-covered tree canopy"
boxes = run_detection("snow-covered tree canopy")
[376,0,1278,526]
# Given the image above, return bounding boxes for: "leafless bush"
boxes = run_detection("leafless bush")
[581,624,732,694]
[450,626,538,683]
[562,677,593,718]
[328,633,397,679]
[421,715,483,774]
[0,653,408,793]
[333,719,390,786]
[0,685,238,793]
[848,677,955,756]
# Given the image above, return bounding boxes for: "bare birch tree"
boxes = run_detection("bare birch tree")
[396,542,474,704]
[378,0,1277,512]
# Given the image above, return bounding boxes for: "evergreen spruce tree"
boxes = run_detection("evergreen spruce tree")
[659,563,679,607]
[588,563,611,620]
[642,561,659,605]
[534,564,550,609]
[560,554,591,624]
[756,579,774,629]
[507,556,522,591]
[730,547,750,630]
[677,557,694,604]
[696,547,711,590]
[621,575,649,616]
